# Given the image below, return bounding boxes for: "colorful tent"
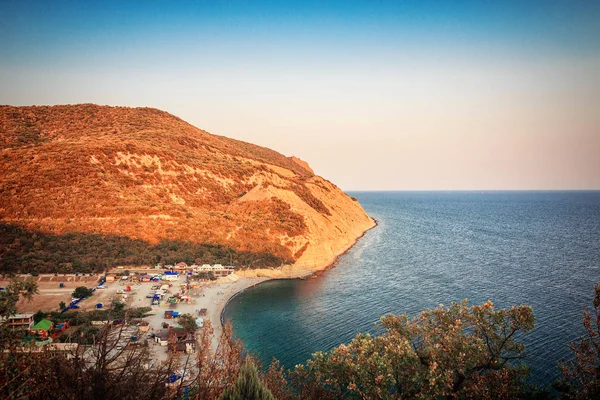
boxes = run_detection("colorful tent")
[32,319,54,337]
[32,319,53,332]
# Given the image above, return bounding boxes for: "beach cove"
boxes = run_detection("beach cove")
[224,191,600,386]
[214,217,377,350]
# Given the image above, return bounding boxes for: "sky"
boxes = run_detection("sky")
[1,0,599,190]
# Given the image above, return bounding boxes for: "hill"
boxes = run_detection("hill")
[0,104,375,274]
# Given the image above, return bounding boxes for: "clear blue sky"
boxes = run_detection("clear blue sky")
[2,1,599,189]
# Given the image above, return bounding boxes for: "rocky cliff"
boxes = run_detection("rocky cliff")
[0,104,375,274]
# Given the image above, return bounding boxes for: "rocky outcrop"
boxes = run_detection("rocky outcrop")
[289,156,315,174]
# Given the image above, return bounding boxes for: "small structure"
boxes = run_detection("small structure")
[192,264,235,277]
[163,271,179,281]
[105,274,116,283]
[31,319,54,338]
[174,262,188,271]
[2,313,34,331]
[50,321,70,339]
[154,329,170,346]
[167,327,195,354]
[137,321,150,333]
[55,322,69,331]
[8,343,79,360]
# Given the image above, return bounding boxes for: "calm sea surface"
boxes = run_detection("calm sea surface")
[224,191,600,386]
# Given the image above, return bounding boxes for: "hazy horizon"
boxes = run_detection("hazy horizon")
[1,1,599,191]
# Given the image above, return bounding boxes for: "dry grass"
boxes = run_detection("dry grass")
[0,104,335,272]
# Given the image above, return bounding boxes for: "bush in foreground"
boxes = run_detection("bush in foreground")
[554,283,600,399]
[220,359,275,400]
[291,300,534,399]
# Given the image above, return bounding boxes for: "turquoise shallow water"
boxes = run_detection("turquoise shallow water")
[224,191,600,386]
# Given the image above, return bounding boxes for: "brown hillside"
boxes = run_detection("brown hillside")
[0,104,375,273]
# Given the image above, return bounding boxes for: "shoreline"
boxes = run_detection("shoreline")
[304,217,379,278]
[216,217,378,347]
[203,276,270,351]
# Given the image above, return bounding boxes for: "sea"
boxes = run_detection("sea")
[224,191,600,387]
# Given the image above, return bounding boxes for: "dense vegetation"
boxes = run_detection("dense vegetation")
[0,223,290,273]
[291,301,537,399]
[71,286,94,299]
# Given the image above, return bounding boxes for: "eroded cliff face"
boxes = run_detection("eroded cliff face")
[0,104,374,274]
[235,176,376,277]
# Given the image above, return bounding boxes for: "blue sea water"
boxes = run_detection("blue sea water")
[224,191,600,386]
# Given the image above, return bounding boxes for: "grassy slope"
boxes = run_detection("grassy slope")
[0,104,347,273]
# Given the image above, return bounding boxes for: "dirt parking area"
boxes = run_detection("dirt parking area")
[0,274,129,313]
[0,275,101,313]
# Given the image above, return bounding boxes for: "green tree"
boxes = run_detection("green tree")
[0,277,38,318]
[554,283,600,399]
[220,358,275,400]
[178,313,198,333]
[33,310,47,323]
[72,286,93,299]
[111,301,126,319]
[292,300,534,399]
[59,301,67,310]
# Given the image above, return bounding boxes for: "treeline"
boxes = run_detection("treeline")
[0,223,289,274]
